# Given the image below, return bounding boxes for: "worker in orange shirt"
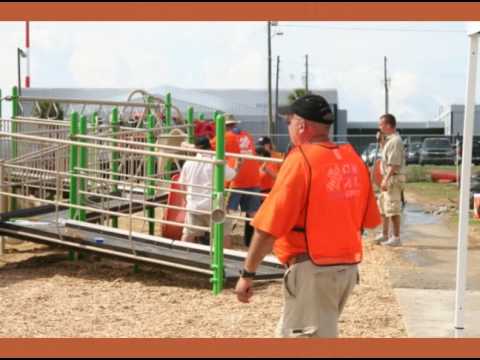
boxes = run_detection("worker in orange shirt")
[256,136,284,160]
[256,136,283,195]
[211,114,262,248]
[255,146,277,195]
[234,94,382,338]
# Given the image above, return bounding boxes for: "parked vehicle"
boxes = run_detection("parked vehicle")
[419,138,455,166]
[406,142,422,165]
[361,143,379,166]
[455,140,480,165]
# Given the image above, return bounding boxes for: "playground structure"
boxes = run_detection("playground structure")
[0,86,284,295]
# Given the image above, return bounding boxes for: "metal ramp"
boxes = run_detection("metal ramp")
[0,202,284,281]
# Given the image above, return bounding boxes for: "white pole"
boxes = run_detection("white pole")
[454,33,479,338]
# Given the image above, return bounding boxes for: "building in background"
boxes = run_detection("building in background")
[18,86,348,152]
[435,104,480,138]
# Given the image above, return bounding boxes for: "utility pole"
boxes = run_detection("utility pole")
[305,54,309,93]
[267,21,273,137]
[275,55,280,144]
[384,56,390,114]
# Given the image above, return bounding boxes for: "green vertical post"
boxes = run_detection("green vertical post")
[11,86,19,160]
[111,108,119,228]
[69,112,79,220]
[91,111,98,130]
[79,115,88,222]
[212,113,225,295]
[212,111,219,123]
[163,93,173,180]
[187,106,194,145]
[10,87,20,211]
[146,113,156,236]
[165,93,172,127]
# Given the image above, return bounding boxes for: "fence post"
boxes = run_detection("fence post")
[69,112,79,220]
[11,86,19,159]
[10,87,19,211]
[0,160,5,255]
[111,107,120,228]
[79,115,88,222]
[212,113,225,295]
[187,106,194,145]
[165,92,172,127]
[146,113,156,236]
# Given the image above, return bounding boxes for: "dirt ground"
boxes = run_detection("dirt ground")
[0,217,409,338]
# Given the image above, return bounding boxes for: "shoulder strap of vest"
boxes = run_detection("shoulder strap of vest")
[297,145,312,257]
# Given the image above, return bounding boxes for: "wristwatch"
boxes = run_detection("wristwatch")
[239,268,256,279]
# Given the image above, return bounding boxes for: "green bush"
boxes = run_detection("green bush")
[406,165,429,183]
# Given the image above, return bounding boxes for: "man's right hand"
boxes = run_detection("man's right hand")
[235,277,254,303]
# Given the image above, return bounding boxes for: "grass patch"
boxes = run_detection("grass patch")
[405,164,480,183]
[406,179,480,235]
[405,182,459,205]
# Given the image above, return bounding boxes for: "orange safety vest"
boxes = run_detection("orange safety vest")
[293,143,373,266]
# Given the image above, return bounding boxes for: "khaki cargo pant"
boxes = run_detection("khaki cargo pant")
[275,261,358,338]
[379,175,405,217]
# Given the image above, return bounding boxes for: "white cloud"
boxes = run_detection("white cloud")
[0,20,475,124]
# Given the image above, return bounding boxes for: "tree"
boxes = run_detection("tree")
[287,88,308,104]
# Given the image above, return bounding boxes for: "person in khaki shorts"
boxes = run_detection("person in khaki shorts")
[375,113,406,247]
[234,95,381,338]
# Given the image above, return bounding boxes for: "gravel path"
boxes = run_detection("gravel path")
[0,229,408,338]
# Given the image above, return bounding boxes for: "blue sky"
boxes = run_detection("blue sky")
[0,21,472,123]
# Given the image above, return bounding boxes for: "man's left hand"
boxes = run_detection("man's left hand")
[235,277,254,303]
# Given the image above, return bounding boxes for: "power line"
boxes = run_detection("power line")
[280,24,465,33]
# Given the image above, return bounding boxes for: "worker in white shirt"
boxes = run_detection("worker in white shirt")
[179,136,241,247]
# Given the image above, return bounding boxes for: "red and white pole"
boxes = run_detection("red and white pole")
[25,20,30,88]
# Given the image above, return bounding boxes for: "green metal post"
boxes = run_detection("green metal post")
[11,87,19,160]
[212,113,225,295]
[165,92,172,127]
[69,112,79,220]
[163,93,173,179]
[111,108,119,228]
[10,87,19,211]
[91,111,98,130]
[79,115,88,222]
[187,106,194,145]
[146,113,156,236]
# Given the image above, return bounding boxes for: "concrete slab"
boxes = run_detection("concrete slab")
[395,288,480,337]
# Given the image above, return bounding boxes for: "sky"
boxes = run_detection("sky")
[0,21,473,123]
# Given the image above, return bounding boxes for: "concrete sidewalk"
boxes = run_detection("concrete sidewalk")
[385,203,480,337]
[394,288,480,337]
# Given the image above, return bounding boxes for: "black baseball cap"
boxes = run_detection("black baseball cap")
[279,94,334,125]
[194,136,212,150]
[257,136,272,146]
[255,145,271,158]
